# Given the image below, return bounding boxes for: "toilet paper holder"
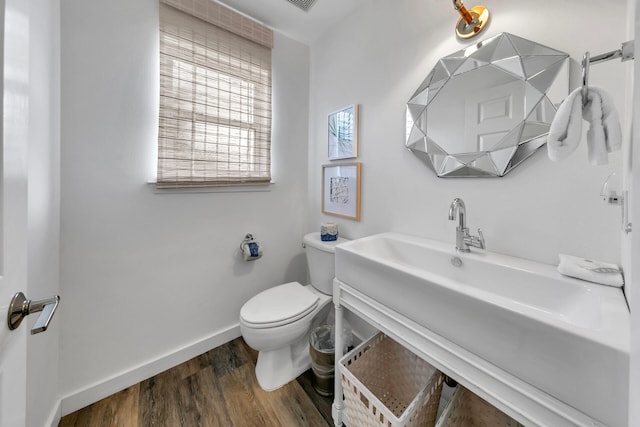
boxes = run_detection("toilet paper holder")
[240,233,262,261]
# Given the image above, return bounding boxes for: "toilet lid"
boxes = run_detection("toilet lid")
[240,282,319,328]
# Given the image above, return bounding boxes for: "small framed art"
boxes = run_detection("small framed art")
[328,104,358,160]
[322,163,361,221]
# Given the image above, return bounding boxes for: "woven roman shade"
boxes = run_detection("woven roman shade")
[158,0,273,188]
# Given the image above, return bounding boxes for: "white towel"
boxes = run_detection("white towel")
[547,86,622,165]
[547,87,583,161]
[557,254,624,287]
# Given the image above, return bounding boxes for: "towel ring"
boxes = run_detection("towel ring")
[581,51,590,107]
[580,40,634,107]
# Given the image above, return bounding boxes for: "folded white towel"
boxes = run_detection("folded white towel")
[547,86,622,165]
[557,254,624,287]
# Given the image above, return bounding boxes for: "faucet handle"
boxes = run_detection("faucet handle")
[477,228,485,249]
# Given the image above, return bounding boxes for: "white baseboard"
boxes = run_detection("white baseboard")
[46,399,61,427]
[60,323,241,416]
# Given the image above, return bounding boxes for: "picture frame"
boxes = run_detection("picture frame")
[328,104,358,160]
[322,163,361,221]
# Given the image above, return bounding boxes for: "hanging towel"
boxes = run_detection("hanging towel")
[583,86,622,164]
[547,86,622,165]
[557,254,624,287]
[547,87,583,161]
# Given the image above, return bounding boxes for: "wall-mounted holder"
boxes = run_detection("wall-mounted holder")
[240,233,263,261]
[601,173,632,233]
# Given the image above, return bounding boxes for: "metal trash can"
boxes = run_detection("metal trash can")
[309,325,335,396]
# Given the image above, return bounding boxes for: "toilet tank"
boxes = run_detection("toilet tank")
[303,232,349,295]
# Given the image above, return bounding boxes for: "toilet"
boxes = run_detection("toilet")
[240,232,347,391]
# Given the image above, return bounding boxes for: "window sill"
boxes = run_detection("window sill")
[147,182,274,194]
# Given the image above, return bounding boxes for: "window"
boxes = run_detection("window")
[158,1,273,188]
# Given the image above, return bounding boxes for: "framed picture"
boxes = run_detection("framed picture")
[322,163,361,221]
[328,104,358,160]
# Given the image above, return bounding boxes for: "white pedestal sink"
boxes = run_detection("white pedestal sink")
[332,232,629,427]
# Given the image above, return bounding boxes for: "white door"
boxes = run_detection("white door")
[0,0,33,425]
[464,79,525,152]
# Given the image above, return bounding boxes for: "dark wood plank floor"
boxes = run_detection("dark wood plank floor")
[59,338,334,427]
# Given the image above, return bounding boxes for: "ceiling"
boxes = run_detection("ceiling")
[216,0,369,45]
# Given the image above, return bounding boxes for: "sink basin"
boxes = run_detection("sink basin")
[335,232,629,426]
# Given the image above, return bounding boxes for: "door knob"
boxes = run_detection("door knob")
[7,292,60,334]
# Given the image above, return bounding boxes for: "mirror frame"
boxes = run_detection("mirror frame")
[405,33,569,177]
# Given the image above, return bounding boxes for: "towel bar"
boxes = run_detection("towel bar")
[582,40,634,106]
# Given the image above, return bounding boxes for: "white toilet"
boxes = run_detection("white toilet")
[240,232,347,391]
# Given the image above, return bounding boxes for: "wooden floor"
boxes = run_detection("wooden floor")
[59,338,334,427]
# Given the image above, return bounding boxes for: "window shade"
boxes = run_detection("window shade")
[158,2,272,188]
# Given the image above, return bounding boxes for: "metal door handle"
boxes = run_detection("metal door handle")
[7,292,60,334]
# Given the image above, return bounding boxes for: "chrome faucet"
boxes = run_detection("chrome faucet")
[448,198,485,253]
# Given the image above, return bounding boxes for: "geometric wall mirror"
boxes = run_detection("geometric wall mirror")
[405,33,569,177]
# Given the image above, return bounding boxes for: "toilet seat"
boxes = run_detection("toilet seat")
[240,282,319,329]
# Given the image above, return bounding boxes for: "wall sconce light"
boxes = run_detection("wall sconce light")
[452,0,490,39]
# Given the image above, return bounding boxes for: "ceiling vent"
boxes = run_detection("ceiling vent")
[286,0,318,12]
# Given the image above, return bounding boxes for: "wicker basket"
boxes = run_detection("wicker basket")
[436,385,524,427]
[340,333,444,427]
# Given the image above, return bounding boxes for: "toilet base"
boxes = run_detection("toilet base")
[242,286,333,391]
[255,335,311,391]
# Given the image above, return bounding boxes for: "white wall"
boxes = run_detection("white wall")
[26,0,61,425]
[59,0,310,412]
[308,0,627,267]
